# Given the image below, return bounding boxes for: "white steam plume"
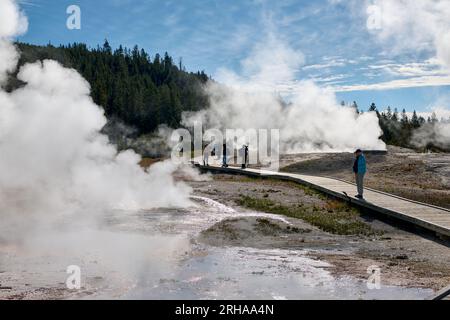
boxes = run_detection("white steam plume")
[411,106,450,150]
[0,0,27,84]
[185,32,385,153]
[412,121,450,150]
[0,0,193,241]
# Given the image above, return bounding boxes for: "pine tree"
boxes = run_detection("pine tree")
[401,108,409,125]
[103,39,112,54]
[392,108,399,122]
[386,106,392,120]
[351,101,359,114]
[411,111,420,128]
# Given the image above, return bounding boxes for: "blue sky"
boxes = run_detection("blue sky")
[16,0,450,114]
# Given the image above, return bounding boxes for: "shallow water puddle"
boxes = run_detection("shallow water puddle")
[0,197,434,300]
[123,246,432,300]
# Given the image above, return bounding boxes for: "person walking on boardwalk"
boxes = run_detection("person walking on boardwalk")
[203,144,211,166]
[353,149,366,199]
[222,143,228,168]
[239,145,249,169]
[244,145,249,168]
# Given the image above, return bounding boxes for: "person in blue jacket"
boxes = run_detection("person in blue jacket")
[352,149,366,199]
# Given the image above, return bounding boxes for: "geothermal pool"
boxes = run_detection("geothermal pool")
[0,197,433,300]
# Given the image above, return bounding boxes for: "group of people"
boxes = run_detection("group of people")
[202,144,367,200]
[202,143,249,169]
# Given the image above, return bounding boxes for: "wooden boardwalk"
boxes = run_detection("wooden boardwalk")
[198,165,450,239]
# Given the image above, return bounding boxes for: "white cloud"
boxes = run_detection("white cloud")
[336,57,450,92]
[370,59,446,77]
[311,74,348,83]
[302,60,346,71]
[366,0,450,68]
[334,74,450,92]
[216,31,305,93]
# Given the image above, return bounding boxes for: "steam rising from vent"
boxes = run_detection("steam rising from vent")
[412,121,450,150]
[410,107,450,150]
[0,0,27,84]
[184,33,386,153]
[0,0,192,241]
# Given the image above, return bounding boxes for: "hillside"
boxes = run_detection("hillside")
[9,41,210,135]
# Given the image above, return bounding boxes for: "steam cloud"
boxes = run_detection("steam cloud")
[411,107,450,150]
[0,0,192,241]
[184,32,386,153]
[412,121,450,150]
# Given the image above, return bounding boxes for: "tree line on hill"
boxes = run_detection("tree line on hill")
[11,40,210,134]
[345,101,449,151]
